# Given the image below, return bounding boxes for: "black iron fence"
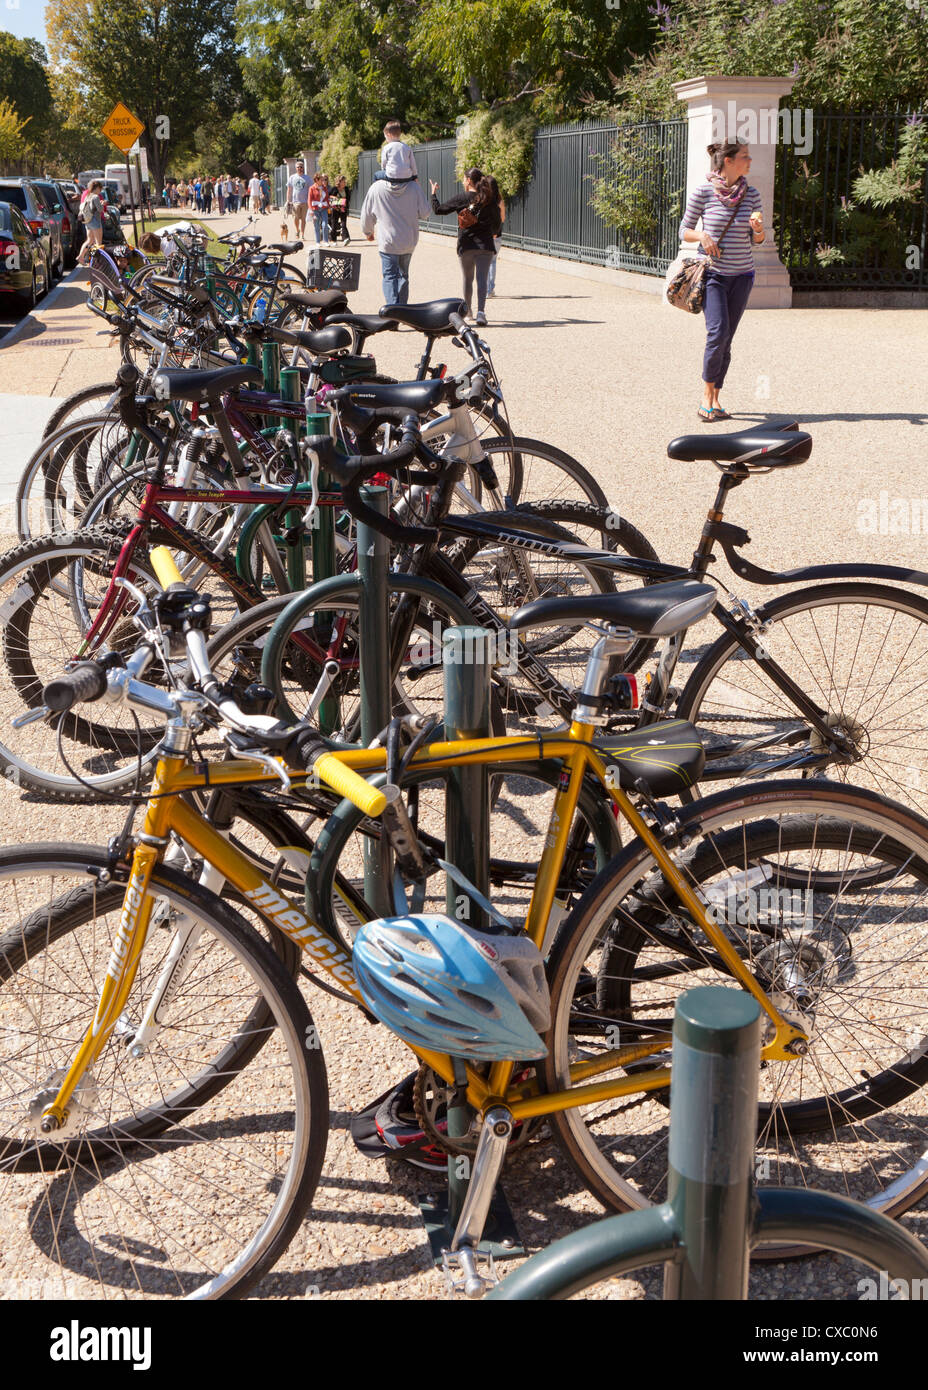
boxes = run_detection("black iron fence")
[349,120,688,276]
[775,109,928,290]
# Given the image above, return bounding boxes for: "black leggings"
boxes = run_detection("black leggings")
[459,249,494,314]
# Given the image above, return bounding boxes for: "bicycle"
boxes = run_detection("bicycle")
[7,460,928,1296]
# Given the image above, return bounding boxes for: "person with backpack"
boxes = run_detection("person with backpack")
[76,179,104,266]
[429,169,502,325]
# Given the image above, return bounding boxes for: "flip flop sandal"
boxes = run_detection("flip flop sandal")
[697,406,718,422]
[713,406,733,420]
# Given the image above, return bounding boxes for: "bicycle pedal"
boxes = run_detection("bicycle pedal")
[440,1246,499,1299]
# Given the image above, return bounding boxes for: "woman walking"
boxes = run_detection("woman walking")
[679,140,765,421]
[329,175,351,242]
[429,168,502,325]
[309,173,329,243]
[76,179,105,266]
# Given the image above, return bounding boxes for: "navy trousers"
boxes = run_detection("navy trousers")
[702,269,754,388]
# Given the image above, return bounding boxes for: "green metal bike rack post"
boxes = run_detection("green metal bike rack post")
[262,340,282,431]
[442,626,491,933]
[357,486,392,915]
[419,627,522,1265]
[488,985,928,1300]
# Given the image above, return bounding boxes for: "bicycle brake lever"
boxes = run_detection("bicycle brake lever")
[224,737,292,793]
[114,576,158,630]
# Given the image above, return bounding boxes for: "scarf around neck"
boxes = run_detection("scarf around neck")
[707,171,747,209]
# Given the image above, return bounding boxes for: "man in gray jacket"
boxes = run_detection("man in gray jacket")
[360,177,431,305]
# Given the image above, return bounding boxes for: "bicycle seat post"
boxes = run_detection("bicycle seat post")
[573,627,635,725]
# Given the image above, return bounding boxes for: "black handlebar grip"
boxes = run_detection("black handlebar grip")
[43,662,109,712]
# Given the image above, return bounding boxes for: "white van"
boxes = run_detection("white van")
[77,169,105,189]
[105,163,141,212]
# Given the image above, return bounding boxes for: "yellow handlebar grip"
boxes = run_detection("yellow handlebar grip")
[150,546,186,591]
[314,753,387,818]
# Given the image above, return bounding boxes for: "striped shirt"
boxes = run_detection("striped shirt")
[679,183,762,276]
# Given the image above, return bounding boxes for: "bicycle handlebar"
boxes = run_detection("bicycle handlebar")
[43,662,109,712]
[302,422,439,545]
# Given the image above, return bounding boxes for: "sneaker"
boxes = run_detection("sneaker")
[475,311,488,326]
[486,290,496,298]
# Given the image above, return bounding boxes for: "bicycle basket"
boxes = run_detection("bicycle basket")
[305,247,361,293]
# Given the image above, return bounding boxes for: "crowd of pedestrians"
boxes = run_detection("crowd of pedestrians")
[159,174,272,215]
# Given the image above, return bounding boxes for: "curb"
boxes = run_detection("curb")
[0,263,88,351]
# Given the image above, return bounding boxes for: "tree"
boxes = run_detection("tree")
[604,0,928,122]
[0,97,30,165]
[46,0,245,190]
[0,32,53,161]
[410,0,654,116]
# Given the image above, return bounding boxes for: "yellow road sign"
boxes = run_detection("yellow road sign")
[101,103,145,154]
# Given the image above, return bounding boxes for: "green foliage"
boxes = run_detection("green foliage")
[410,0,654,115]
[0,33,53,154]
[812,119,928,269]
[0,97,29,163]
[47,1,247,190]
[608,0,928,123]
[455,107,536,198]
[589,124,682,257]
[319,122,363,184]
[780,120,928,273]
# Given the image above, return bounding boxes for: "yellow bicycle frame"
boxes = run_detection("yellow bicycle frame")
[39,718,807,1133]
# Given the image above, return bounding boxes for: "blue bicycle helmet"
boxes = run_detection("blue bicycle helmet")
[352,914,550,1062]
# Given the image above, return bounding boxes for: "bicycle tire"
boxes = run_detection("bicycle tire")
[308,757,623,954]
[0,843,327,1299]
[674,581,928,819]
[481,437,609,510]
[42,384,118,439]
[0,523,252,800]
[444,499,663,676]
[543,778,928,1247]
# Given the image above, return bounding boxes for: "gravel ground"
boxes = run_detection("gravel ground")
[0,211,926,1301]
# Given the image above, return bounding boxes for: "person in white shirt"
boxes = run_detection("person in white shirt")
[376,120,418,183]
[248,174,262,213]
[287,161,310,236]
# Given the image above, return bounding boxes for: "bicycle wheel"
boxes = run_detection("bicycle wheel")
[675,582,928,818]
[444,499,663,677]
[211,579,478,739]
[429,512,615,728]
[544,779,928,1244]
[0,844,326,1299]
[308,758,623,955]
[42,383,118,439]
[0,524,249,799]
[15,415,136,542]
[481,437,608,509]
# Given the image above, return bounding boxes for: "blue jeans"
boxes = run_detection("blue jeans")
[487,237,501,292]
[702,269,754,388]
[313,208,329,243]
[380,251,412,305]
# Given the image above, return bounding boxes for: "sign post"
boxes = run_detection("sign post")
[101,102,146,246]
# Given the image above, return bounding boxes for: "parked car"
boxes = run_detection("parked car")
[0,200,50,311]
[0,179,54,283]
[31,179,72,273]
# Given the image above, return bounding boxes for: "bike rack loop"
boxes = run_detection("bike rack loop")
[488,986,928,1300]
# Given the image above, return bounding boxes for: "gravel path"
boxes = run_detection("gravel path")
[0,210,926,1300]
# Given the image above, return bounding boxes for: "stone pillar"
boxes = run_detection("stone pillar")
[673,76,797,308]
